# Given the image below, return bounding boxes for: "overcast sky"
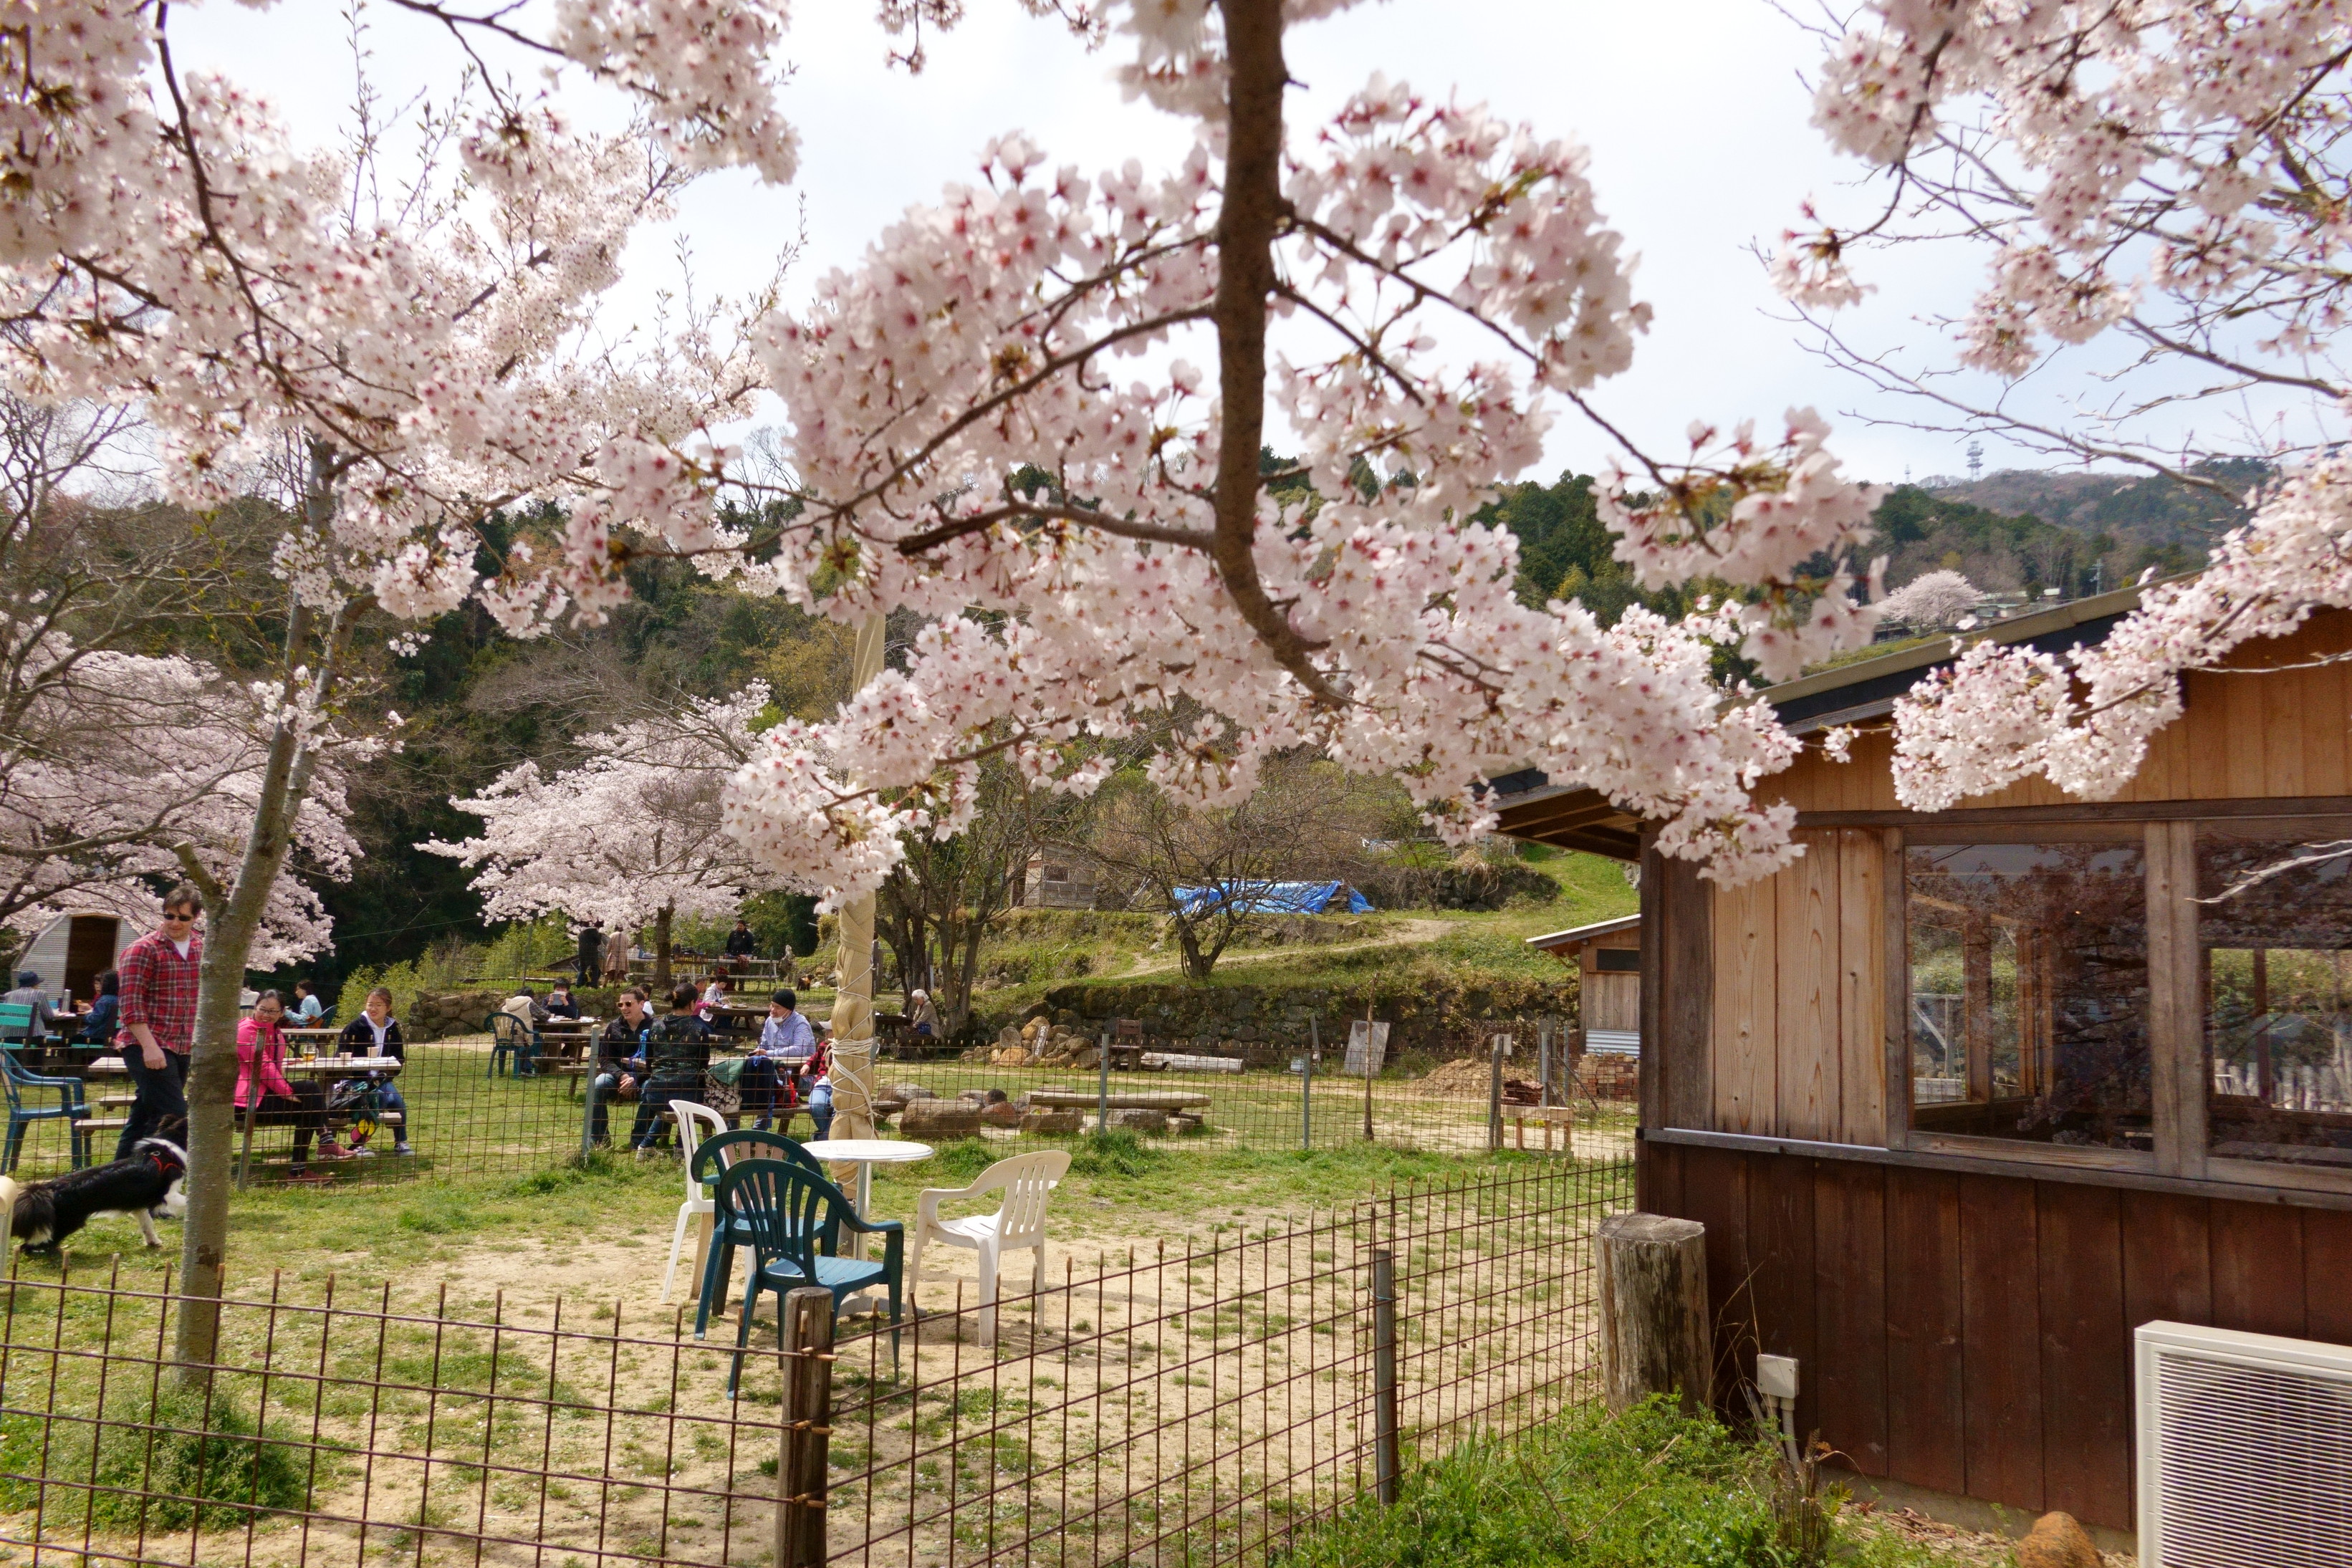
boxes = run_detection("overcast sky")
[173,1,2085,489]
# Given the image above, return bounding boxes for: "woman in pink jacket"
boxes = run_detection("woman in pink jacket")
[236,991,337,1179]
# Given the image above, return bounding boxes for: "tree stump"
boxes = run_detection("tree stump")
[1597,1213,1710,1416]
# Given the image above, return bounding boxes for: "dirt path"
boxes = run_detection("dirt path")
[1114,916,1454,978]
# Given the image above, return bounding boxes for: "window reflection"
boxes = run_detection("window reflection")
[2199,831,2352,1168]
[1906,841,2151,1149]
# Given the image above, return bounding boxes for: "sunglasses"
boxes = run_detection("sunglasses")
[160,911,198,923]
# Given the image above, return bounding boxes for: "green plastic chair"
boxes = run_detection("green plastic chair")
[485,1012,537,1077]
[688,1128,835,1339]
[715,1158,901,1395]
[1,1044,92,1172]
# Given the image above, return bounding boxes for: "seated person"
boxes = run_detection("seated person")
[237,990,337,1178]
[501,986,548,1026]
[544,982,582,1021]
[2,970,64,1044]
[335,986,413,1156]
[589,989,653,1145]
[908,988,940,1039]
[77,971,120,1044]
[805,1027,835,1140]
[292,978,326,1024]
[629,984,714,1153]
[699,968,732,1016]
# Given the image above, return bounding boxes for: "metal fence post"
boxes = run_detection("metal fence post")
[1538,1021,1552,1109]
[1098,1031,1111,1132]
[580,1072,601,1161]
[1302,1018,1316,1152]
[1371,1249,1400,1506]
[776,1286,835,1568]
[1487,1034,1506,1152]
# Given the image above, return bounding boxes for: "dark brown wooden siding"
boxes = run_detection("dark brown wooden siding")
[1640,1140,2352,1531]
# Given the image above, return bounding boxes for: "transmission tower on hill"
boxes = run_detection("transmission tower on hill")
[1967,441,1984,481]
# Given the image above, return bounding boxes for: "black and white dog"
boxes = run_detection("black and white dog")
[0,1120,188,1252]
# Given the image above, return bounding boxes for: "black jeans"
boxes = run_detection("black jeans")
[628,1078,699,1149]
[117,1047,189,1159]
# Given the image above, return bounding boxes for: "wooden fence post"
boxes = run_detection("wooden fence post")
[776,1286,835,1568]
[1596,1213,1710,1416]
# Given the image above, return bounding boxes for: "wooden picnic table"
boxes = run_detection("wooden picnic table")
[238,1057,405,1187]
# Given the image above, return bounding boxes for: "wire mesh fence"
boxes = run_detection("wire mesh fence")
[1,1016,1635,1187]
[0,1039,603,1185]
[0,1158,1632,1568]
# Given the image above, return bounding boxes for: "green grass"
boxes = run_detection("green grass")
[1278,1400,1936,1568]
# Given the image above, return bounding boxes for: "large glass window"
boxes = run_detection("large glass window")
[1905,840,2151,1149]
[2198,827,2352,1169]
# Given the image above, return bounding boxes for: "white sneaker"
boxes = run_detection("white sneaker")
[394,1143,413,1155]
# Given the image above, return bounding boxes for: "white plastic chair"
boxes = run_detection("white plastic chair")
[911,1149,1070,1345]
[659,1101,731,1304]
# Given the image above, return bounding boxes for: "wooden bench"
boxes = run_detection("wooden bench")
[1503,1105,1577,1153]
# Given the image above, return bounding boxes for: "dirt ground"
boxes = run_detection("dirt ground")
[1851,1506,2138,1566]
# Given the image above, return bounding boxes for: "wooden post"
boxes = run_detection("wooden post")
[1302,1016,1315,1153]
[1097,1030,1111,1132]
[775,1286,835,1568]
[1597,1213,1711,1416]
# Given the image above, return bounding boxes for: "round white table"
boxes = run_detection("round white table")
[800,1137,933,1256]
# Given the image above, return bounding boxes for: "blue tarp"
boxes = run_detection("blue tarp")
[1171,880,1375,916]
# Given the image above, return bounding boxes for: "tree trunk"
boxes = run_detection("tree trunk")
[653,904,674,994]
[176,570,352,1372]
[1178,923,1211,983]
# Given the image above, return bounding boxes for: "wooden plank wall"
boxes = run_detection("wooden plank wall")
[1764,609,2352,815]
[1704,829,1886,1143]
[1642,1141,2352,1531]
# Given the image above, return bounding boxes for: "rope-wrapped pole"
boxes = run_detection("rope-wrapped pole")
[826,614,890,1171]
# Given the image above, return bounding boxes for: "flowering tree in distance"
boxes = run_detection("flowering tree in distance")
[0,644,357,961]
[428,686,792,989]
[1876,570,1981,633]
[1774,3,2352,808]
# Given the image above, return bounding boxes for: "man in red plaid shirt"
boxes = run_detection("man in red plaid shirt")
[116,882,203,1158]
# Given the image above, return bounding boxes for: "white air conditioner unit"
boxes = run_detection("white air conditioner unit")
[2136,1320,2352,1567]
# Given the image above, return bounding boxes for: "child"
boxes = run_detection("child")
[335,987,415,1156]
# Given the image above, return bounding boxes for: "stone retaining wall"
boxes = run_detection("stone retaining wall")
[1015,975,1580,1065]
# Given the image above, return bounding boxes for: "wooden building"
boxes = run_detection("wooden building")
[1494,585,2352,1541]
[1527,914,1641,1055]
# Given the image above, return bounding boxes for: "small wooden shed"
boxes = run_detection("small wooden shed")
[1527,914,1641,1054]
[1495,583,2352,1541]
[14,910,128,1006]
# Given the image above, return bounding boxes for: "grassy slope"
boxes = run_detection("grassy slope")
[969,849,1638,1015]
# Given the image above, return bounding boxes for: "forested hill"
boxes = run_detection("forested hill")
[1484,461,2247,615]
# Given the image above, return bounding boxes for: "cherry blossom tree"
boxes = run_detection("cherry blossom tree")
[2,9,775,1357]
[0,643,357,964]
[1772,1,2352,809]
[428,686,795,989]
[1877,569,1982,633]
[710,0,1897,925]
